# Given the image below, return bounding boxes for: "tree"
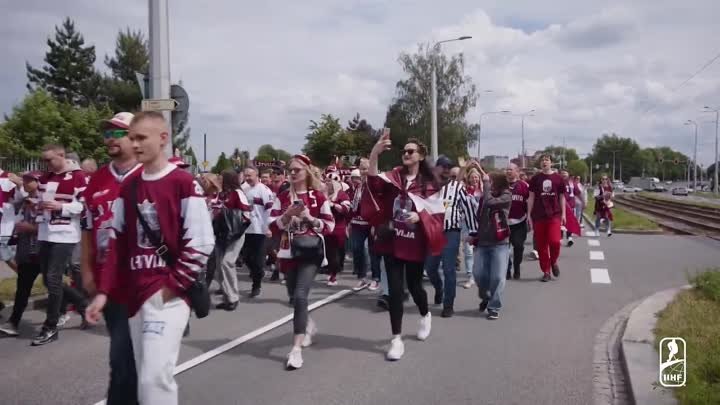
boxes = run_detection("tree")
[102,28,149,113]
[382,43,479,166]
[255,144,291,162]
[212,152,233,173]
[303,114,344,167]
[26,18,100,107]
[0,90,112,160]
[588,134,643,182]
[345,113,380,159]
[534,145,579,168]
[566,160,588,179]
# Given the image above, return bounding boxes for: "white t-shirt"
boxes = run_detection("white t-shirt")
[241,182,274,234]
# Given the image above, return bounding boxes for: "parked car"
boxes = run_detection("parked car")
[671,187,689,196]
[624,186,643,192]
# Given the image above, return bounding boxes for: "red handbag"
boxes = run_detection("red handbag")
[493,210,510,241]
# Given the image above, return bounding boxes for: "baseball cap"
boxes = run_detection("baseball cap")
[435,155,453,169]
[102,112,134,130]
[350,169,361,178]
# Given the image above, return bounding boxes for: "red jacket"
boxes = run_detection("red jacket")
[269,188,335,271]
[328,189,351,241]
[82,163,143,305]
[99,165,215,316]
[365,167,446,262]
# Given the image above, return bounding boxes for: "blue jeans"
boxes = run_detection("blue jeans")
[473,244,510,312]
[461,226,473,276]
[351,226,380,280]
[425,230,461,306]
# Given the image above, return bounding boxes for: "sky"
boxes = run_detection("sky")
[2,0,720,167]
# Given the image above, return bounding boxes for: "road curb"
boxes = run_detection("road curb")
[592,300,640,405]
[620,286,690,405]
[582,213,664,235]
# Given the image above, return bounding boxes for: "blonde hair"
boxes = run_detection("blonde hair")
[460,160,482,183]
[289,157,323,198]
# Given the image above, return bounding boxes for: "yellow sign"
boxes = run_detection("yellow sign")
[202,161,209,168]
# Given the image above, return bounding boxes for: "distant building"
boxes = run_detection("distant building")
[510,154,536,168]
[482,155,510,170]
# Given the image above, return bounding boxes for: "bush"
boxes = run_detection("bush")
[691,269,720,302]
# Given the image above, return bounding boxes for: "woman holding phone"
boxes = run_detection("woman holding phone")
[366,132,446,361]
[269,154,334,370]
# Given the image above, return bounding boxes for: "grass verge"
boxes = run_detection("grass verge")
[0,275,47,303]
[655,269,720,405]
[640,192,720,209]
[583,202,660,231]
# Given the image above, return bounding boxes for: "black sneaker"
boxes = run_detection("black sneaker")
[434,289,443,305]
[270,270,280,282]
[441,306,454,318]
[376,295,389,311]
[250,287,261,298]
[216,301,238,311]
[487,311,499,320]
[551,264,560,278]
[513,269,521,280]
[506,269,512,280]
[403,292,410,303]
[288,297,295,306]
[567,239,574,247]
[31,327,58,346]
[479,299,488,313]
[541,273,551,282]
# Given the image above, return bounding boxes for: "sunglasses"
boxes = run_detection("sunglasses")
[103,129,128,139]
[403,148,417,155]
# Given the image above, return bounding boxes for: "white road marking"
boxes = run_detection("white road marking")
[93,288,357,405]
[585,231,597,237]
[590,268,611,284]
[590,251,605,260]
[588,239,600,247]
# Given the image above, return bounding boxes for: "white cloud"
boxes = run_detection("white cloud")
[1,0,720,167]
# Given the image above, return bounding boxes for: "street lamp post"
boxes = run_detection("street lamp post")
[685,120,698,190]
[513,110,535,168]
[477,110,511,159]
[611,150,621,182]
[431,36,472,162]
[703,106,719,194]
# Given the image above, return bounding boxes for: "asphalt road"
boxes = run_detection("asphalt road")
[1,232,718,405]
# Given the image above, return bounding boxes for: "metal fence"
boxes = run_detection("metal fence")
[0,157,45,173]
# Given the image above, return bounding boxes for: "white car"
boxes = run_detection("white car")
[671,187,688,196]
[624,186,642,192]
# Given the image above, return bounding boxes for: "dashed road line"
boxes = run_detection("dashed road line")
[590,268,612,284]
[585,231,597,237]
[588,239,600,247]
[590,251,605,261]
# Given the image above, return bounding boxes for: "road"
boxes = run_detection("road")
[0,233,718,405]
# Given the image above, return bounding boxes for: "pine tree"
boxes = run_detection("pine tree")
[102,28,149,112]
[26,18,100,106]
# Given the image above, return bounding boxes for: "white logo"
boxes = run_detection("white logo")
[542,179,552,193]
[659,337,686,387]
[136,199,161,248]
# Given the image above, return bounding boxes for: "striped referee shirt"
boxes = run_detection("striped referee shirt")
[440,180,477,232]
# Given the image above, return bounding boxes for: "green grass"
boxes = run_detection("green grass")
[655,269,720,405]
[695,192,720,200]
[0,274,46,303]
[583,202,660,231]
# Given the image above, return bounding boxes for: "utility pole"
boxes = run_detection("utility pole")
[148,0,172,156]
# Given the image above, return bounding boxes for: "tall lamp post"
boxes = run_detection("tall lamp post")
[513,110,535,168]
[703,106,719,194]
[477,110,511,159]
[431,35,472,162]
[685,120,698,190]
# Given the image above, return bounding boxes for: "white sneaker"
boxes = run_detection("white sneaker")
[368,280,380,291]
[607,231,612,237]
[353,279,370,291]
[327,279,338,287]
[463,278,475,289]
[386,336,404,361]
[0,322,19,337]
[57,314,71,328]
[566,237,574,247]
[286,347,303,370]
[531,250,539,260]
[302,319,317,348]
[417,312,432,341]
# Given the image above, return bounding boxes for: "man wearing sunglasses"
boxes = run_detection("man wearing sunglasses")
[80,112,142,404]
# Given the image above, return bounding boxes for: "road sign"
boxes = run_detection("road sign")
[141,98,178,111]
[202,161,209,169]
[171,84,189,130]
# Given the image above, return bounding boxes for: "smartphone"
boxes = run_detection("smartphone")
[292,200,304,208]
[382,127,391,138]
